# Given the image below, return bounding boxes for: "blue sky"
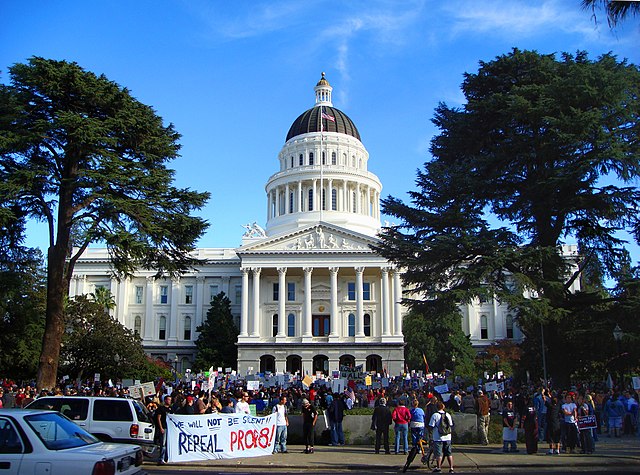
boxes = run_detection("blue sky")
[2,1,639,260]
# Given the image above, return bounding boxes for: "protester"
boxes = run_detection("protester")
[409,398,426,447]
[561,393,578,453]
[301,398,318,454]
[327,393,346,446]
[155,395,173,465]
[371,396,393,454]
[502,400,518,453]
[236,391,251,414]
[272,395,289,454]
[428,400,454,473]
[392,398,411,454]
[521,395,538,454]
[542,390,561,455]
[475,389,491,446]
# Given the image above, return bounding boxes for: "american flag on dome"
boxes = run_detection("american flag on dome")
[322,112,335,122]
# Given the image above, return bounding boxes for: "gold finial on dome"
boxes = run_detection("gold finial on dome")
[316,71,330,87]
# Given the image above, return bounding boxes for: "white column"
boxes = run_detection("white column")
[392,270,402,336]
[381,268,391,336]
[356,184,361,214]
[303,267,313,337]
[169,278,180,342]
[285,183,290,214]
[116,278,128,325]
[240,268,249,337]
[327,179,333,211]
[312,179,318,211]
[355,267,365,337]
[251,268,261,337]
[277,267,287,338]
[343,180,348,212]
[329,267,339,339]
[298,181,302,212]
[144,277,154,340]
[195,276,205,328]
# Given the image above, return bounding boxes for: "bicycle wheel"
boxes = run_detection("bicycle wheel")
[402,445,419,473]
[421,447,436,469]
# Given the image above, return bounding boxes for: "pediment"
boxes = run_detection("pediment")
[237,223,379,254]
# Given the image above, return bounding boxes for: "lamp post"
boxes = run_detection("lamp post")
[173,355,179,383]
[613,324,623,389]
[494,355,500,380]
[451,354,456,384]
[113,354,120,381]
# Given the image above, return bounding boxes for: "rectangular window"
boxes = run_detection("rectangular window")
[159,316,166,340]
[160,285,168,304]
[273,282,279,301]
[235,285,242,305]
[312,315,330,336]
[209,285,219,302]
[348,282,356,300]
[185,285,193,304]
[184,316,192,340]
[480,315,488,340]
[287,314,295,337]
[363,282,371,300]
[134,286,143,304]
[287,282,295,301]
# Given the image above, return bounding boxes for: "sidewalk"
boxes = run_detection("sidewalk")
[152,435,640,472]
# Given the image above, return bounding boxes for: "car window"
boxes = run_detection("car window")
[0,418,23,454]
[25,412,98,450]
[28,398,89,421]
[132,400,152,424]
[93,400,133,421]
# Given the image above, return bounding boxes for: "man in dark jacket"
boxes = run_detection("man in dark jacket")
[328,393,346,445]
[371,397,393,454]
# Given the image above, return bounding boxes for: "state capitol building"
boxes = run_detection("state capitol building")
[69,74,526,375]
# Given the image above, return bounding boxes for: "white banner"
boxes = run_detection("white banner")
[167,413,276,462]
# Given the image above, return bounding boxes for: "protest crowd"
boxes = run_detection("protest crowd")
[2,369,639,467]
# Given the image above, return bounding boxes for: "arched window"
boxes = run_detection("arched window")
[343,153,347,165]
[352,155,356,167]
[480,315,488,339]
[331,188,337,210]
[348,313,355,337]
[506,314,514,339]
[308,189,314,211]
[299,153,303,166]
[184,316,191,340]
[290,156,294,168]
[272,314,278,337]
[332,152,337,165]
[309,152,314,166]
[134,315,141,335]
[364,313,371,336]
[287,313,296,337]
[159,316,166,340]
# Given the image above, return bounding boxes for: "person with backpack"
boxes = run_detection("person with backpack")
[428,400,454,473]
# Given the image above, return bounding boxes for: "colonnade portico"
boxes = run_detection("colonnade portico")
[237,263,404,343]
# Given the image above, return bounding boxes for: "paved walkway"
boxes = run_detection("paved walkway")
[153,435,640,472]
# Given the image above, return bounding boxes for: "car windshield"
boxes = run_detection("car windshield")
[25,412,99,450]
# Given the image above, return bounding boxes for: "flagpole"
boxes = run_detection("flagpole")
[320,105,324,223]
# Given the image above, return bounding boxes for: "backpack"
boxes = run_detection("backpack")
[438,411,452,436]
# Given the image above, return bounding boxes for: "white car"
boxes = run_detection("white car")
[0,409,145,475]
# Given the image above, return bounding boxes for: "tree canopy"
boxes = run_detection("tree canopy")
[375,49,640,385]
[0,57,210,389]
[194,292,239,371]
[582,0,640,27]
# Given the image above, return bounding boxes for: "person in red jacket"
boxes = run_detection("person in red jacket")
[392,399,411,454]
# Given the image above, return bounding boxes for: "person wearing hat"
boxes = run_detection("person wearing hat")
[475,389,491,445]
[371,397,393,454]
[301,398,318,453]
[180,395,196,415]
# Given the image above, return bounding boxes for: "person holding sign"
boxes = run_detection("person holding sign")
[577,394,595,454]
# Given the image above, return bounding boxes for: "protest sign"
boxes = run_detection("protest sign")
[633,376,640,390]
[247,380,260,391]
[484,381,498,392]
[167,413,276,462]
[578,415,597,430]
[434,383,449,394]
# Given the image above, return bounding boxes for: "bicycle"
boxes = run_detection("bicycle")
[402,436,436,472]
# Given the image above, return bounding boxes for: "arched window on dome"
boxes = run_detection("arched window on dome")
[290,156,294,168]
[309,152,314,166]
[352,191,357,213]
[331,189,337,211]
[343,153,347,165]
[359,158,363,169]
[332,152,337,165]
[299,154,303,166]
[322,151,326,165]
[308,189,314,211]
[352,155,356,167]
[348,313,355,337]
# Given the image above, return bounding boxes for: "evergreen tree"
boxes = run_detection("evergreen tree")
[0,57,210,389]
[375,49,640,386]
[195,292,239,371]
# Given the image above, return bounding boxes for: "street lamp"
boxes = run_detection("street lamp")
[493,355,500,380]
[451,354,456,383]
[613,324,623,388]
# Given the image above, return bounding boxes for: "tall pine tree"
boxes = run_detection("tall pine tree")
[195,292,239,371]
